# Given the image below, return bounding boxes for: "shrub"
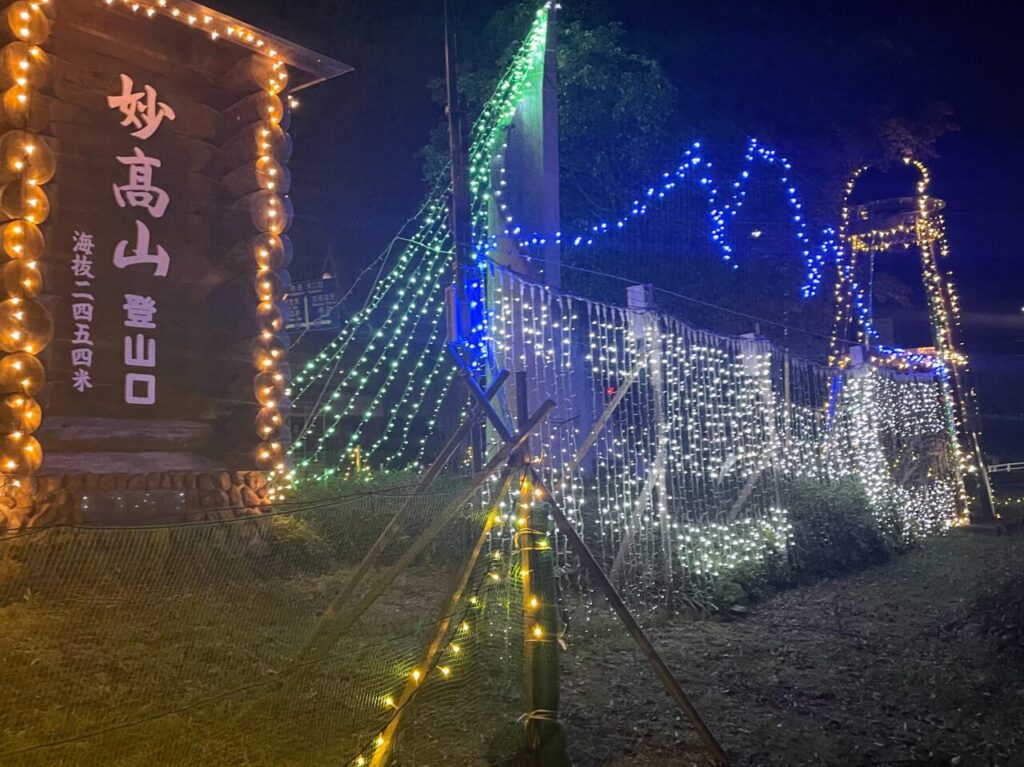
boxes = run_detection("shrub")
[785,478,893,578]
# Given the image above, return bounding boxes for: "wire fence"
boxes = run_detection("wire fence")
[484,264,961,614]
[0,485,527,766]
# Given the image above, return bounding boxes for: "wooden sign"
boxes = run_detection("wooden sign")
[0,0,348,477]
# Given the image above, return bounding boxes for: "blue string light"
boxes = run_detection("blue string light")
[492,137,841,298]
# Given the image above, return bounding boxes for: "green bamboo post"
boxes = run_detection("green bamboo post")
[368,472,513,767]
[515,373,569,766]
[524,489,569,766]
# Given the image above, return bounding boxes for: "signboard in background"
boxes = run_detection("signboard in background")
[286,278,342,333]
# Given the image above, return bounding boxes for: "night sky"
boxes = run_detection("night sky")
[220,0,1024,460]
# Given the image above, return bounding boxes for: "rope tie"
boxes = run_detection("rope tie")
[517,709,559,726]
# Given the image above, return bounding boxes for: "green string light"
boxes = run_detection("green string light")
[290,7,553,481]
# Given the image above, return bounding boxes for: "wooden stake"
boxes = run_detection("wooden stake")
[284,372,511,679]
[298,399,553,668]
[565,367,638,477]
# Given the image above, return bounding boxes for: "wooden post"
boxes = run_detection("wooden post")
[279,372,511,681]
[613,285,673,600]
[565,367,639,477]
[515,373,569,766]
[320,398,555,648]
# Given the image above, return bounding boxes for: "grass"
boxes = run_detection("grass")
[1,482,1021,766]
[0,486,522,767]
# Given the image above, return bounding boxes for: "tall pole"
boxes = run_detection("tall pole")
[444,0,484,471]
[444,0,472,343]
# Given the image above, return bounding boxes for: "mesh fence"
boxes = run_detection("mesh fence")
[485,264,962,614]
[0,253,966,767]
[0,486,528,767]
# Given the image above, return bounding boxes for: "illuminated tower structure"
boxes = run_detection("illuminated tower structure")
[828,158,995,520]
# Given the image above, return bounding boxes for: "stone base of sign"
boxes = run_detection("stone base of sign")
[0,471,273,534]
[35,418,231,475]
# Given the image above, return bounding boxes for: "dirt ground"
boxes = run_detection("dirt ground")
[561,531,1024,767]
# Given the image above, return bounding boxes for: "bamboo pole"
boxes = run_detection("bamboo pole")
[521,482,569,766]
[516,375,539,756]
[565,367,638,477]
[296,398,556,671]
[357,393,555,762]
[369,474,513,767]
[514,372,568,767]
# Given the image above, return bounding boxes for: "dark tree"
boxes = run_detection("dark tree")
[420,1,679,232]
